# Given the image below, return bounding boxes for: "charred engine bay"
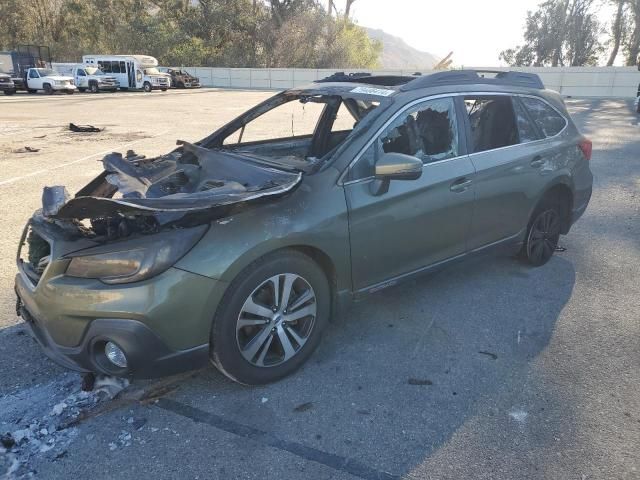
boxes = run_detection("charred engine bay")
[38,141,302,243]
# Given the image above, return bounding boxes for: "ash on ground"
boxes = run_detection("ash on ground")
[0,373,128,478]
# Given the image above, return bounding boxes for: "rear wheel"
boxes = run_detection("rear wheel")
[78,87,86,93]
[143,82,152,93]
[27,89,37,94]
[43,83,53,95]
[210,251,330,385]
[520,199,564,267]
[4,89,16,95]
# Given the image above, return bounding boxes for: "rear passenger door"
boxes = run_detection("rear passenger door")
[463,94,548,250]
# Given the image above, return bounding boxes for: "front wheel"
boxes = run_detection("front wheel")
[89,82,99,93]
[210,251,330,385]
[43,83,53,95]
[143,82,152,93]
[520,201,563,267]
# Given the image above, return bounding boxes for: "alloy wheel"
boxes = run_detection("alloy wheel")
[236,273,317,368]
[527,209,561,266]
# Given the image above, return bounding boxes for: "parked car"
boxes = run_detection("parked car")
[0,72,16,95]
[25,67,76,94]
[159,67,201,88]
[54,64,119,93]
[15,70,592,385]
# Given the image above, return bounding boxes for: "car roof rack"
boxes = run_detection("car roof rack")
[316,71,419,87]
[400,70,544,91]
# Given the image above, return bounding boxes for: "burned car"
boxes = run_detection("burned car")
[159,67,200,88]
[16,70,593,385]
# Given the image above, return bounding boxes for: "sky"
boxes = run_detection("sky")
[345,0,616,66]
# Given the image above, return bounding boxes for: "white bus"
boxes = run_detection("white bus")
[81,54,170,92]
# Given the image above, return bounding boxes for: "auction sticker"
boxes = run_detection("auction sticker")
[349,86,395,97]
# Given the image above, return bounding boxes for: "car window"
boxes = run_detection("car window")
[465,96,519,153]
[331,103,357,133]
[519,97,567,137]
[29,70,38,78]
[77,69,86,77]
[224,99,325,145]
[512,98,541,143]
[349,97,458,180]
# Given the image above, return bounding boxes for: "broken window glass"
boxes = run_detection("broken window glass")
[519,97,567,138]
[512,97,541,143]
[381,97,458,163]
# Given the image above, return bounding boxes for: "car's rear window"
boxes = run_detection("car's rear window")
[519,97,567,137]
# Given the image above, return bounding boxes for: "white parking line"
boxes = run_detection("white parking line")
[0,130,169,187]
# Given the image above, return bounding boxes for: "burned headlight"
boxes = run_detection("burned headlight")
[65,225,207,284]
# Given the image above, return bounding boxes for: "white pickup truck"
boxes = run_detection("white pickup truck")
[26,68,76,94]
[61,65,119,93]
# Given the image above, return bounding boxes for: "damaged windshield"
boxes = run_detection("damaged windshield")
[218,92,382,169]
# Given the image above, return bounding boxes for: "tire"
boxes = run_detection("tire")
[210,250,330,385]
[160,88,167,92]
[66,90,74,94]
[43,83,53,95]
[520,197,565,267]
[89,82,99,93]
[4,89,16,96]
[143,82,152,93]
[78,87,86,93]
[120,87,128,91]
[28,89,37,94]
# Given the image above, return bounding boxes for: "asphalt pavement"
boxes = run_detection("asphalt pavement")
[0,91,638,479]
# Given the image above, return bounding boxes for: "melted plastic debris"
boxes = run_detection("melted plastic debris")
[0,373,129,478]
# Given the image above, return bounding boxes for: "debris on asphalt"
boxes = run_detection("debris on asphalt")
[12,146,40,153]
[293,402,314,413]
[0,373,130,478]
[81,373,96,392]
[408,378,433,386]
[261,397,268,404]
[126,417,147,431]
[356,409,371,415]
[478,351,498,360]
[68,123,102,133]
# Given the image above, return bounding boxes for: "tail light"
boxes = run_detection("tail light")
[578,138,592,161]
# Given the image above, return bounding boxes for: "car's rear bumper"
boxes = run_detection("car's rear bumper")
[570,185,592,226]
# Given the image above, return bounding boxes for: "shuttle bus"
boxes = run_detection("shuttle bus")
[81,54,170,92]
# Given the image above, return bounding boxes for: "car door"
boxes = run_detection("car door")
[28,69,40,89]
[462,94,547,250]
[344,96,476,291]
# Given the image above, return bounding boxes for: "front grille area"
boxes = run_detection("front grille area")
[18,226,51,285]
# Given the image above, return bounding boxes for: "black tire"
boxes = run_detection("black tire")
[27,89,37,94]
[43,83,53,95]
[89,82,99,93]
[520,197,565,267]
[160,88,167,92]
[78,87,86,93]
[120,87,128,91]
[143,82,152,93]
[66,90,74,95]
[210,250,330,385]
[4,89,16,95]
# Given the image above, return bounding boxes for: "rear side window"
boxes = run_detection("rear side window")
[512,98,540,143]
[465,96,518,153]
[519,97,566,137]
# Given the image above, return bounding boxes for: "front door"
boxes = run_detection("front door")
[344,96,476,291]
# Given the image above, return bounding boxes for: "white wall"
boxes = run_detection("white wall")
[178,66,640,98]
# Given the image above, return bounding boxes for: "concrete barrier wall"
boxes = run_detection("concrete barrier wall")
[178,66,640,98]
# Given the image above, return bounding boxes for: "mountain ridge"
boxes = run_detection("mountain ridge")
[365,27,440,70]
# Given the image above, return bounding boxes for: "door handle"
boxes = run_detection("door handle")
[450,177,472,193]
[530,156,544,168]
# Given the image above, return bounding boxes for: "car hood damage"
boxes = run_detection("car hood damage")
[41,141,302,238]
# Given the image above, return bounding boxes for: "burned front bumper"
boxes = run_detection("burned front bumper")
[15,223,227,378]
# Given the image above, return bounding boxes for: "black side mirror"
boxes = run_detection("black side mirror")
[370,152,422,195]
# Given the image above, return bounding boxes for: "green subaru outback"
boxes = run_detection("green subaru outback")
[15,70,593,385]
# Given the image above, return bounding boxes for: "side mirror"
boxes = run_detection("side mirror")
[370,152,422,196]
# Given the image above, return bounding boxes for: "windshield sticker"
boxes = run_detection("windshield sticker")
[349,86,395,97]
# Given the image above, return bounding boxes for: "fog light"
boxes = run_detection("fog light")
[105,341,127,368]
